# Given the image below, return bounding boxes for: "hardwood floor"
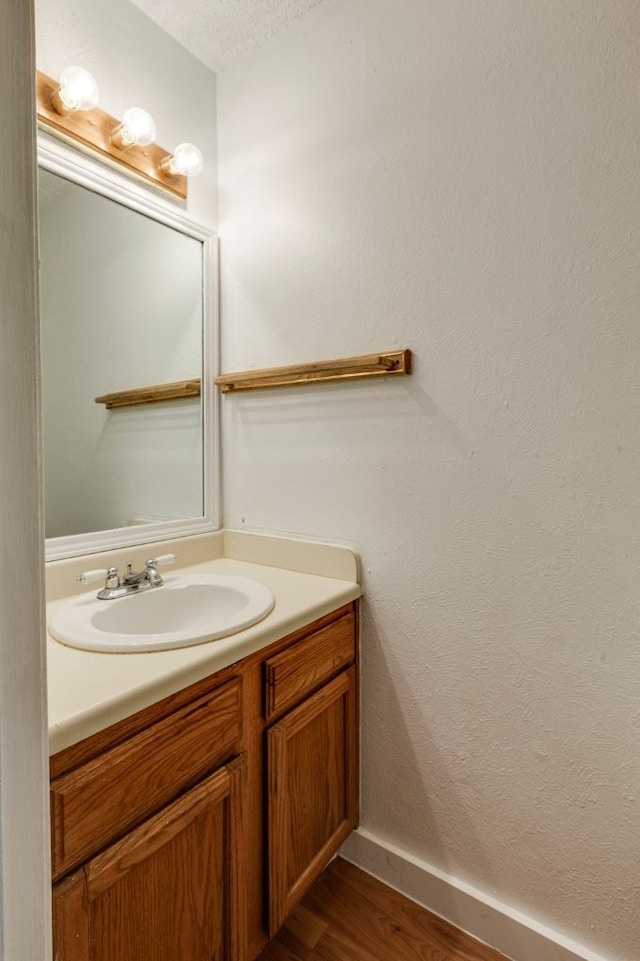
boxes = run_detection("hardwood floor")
[256,858,510,961]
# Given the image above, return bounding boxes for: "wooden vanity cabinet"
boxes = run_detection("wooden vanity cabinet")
[50,676,246,961]
[266,666,357,935]
[50,600,359,961]
[263,608,358,936]
[53,758,244,961]
[50,678,244,882]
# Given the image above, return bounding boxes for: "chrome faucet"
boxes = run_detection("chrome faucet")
[122,559,163,589]
[77,554,176,600]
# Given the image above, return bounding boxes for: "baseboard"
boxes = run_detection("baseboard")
[340,829,612,961]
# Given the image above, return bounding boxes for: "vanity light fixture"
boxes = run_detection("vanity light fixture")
[111,107,157,150]
[160,143,204,179]
[36,69,201,201]
[50,66,100,116]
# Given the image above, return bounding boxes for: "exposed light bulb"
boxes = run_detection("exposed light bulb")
[52,66,100,115]
[161,143,204,178]
[112,107,157,149]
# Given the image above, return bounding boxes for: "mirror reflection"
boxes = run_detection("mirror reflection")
[39,167,205,540]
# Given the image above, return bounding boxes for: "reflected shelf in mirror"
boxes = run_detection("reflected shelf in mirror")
[94,378,201,409]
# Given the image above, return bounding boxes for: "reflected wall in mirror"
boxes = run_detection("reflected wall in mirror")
[39,140,218,560]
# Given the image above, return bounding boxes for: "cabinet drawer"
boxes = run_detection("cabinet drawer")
[264,612,356,720]
[51,677,242,880]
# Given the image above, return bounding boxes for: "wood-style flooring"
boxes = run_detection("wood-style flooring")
[256,858,510,961]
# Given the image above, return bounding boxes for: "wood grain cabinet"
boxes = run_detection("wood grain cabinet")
[53,759,244,961]
[263,608,358,935]
[50,600,359,961]
[267,666,358,935]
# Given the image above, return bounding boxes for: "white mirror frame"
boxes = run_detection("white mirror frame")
[38,135,220,561]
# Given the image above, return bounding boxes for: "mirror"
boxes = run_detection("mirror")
[38,139,218,560]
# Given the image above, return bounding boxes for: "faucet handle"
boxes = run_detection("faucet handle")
[149,553,176,567]
[77,568,108,585]
[78,567,120,588]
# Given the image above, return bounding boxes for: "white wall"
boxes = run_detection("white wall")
[217,2,640,959]
[0,1,51,958]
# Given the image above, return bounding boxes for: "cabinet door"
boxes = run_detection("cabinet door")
[267,667,357,935]
[51,678,243,881]
[52,757,244,961]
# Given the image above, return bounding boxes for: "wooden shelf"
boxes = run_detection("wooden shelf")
[214,349,412,393]
[95,379,200,409]
[95,350,412,407]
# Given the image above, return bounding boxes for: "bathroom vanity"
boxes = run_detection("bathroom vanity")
[47,533,361,961]
[38,102,362,961]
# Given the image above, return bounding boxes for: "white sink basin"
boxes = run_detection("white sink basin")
[49,573,275,653]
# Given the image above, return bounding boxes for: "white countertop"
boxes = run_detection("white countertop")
[47,532,361,756]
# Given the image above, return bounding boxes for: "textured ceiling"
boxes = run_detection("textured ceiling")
[128,0,329,72]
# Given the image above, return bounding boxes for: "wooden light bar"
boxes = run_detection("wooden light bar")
[95,379,201,409]
[36,71,188,200]
[215,349,412,393]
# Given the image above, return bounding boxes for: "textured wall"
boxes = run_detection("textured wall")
[217,2,640,958]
